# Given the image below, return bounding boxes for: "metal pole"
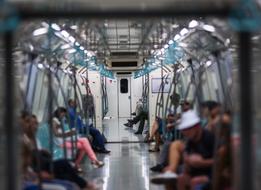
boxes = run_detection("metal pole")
[4,31,18,190]
[238,32,253,190]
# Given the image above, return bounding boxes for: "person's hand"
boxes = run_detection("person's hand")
[186,154,204,168]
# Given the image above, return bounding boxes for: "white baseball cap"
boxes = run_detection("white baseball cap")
[178,110,200,130]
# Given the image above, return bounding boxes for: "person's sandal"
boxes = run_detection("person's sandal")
[92,160,104,168]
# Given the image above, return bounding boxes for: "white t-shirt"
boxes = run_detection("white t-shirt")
[52,117,76,146]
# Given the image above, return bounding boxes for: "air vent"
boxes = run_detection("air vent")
[119,35,128,39]
[111,61,137,67]
[110,52,138,57]
[117,72,132,75]
[119,41,128,44]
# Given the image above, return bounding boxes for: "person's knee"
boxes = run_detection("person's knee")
[170,140,185,153]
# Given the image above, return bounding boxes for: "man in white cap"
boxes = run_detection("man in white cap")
[151,110,215,190]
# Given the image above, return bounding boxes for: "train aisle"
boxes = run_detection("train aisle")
[84,143,165,190]
[82,117,164,190]
[103,118,147,142]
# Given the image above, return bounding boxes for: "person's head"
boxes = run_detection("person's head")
[167,113,175,123]
[53,107,67,119]
[20,110,31,133]
[220,110,232,139]
[68,99,76,108]
[178,110,202,141]
[206,101,221,119]
[31,150,53,176]
[200,101,210,118]
[180,100,191,112]
[30,115,39,134]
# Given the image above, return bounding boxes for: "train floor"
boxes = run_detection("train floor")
[81,118,165,190]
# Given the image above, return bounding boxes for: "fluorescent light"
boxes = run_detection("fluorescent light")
[70,25,78,30]
[61,44,71,49]
[168,40,174,45]
[61,30,70,38]
[41,22,49,28]
[172,24,179,28]
[51,23,61,31]
[68,49,76,54]
[203,25,215,32]
[33,28,48,36]
[188,20,199,28]
[89,61,95,65]
[174,34,181,41]
[179,42,187,47]
[68,36,76,43]
[161,48,165,52]
[206,61,212,67]
[164,44,169,49]
[80,46,84,50]
[162,33,168,39]
[37,63,44,69]
[180,28,189,36]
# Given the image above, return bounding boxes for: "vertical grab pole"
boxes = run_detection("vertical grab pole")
[238,32,253,190]
[47,22,54,165]
[4,31,18,190]
[85,60,89,135]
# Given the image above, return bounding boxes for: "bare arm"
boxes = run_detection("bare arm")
[52,121,76,137]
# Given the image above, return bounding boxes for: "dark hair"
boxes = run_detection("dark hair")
[31,114,37,119]
[167,113,175,117]
[68,99,74,105]
[31,150,52,173]
[203,101,221,111]
[53,107,67,118]
[21,110,30,119]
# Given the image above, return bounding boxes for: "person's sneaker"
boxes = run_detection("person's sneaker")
[97,149,111,154]
[150,164,164,172]
[150,171,178,184]
[134,131,142,135]
[124,123,132,128]
[148,148,160,152]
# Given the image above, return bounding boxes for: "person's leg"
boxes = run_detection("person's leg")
[77,138,98,162]
[135,117,145,134]
[150,120,159,140]
[177,173,191,190]
[164,140,185,173]
[158,141,171,166]
[89,126,106,150]
[154,132,161,150]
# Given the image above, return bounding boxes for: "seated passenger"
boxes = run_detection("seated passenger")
[213,111,233,190]
[30,150,81,190]
[148,113,176,152]
[124,98,148,134]
[68,99,110,154]
[150,101,191,172]
[52,107,104,170]
[205,101,221,133]
[21,113,97,189]
[151,110,215,190]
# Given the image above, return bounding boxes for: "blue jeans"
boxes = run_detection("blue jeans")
[88,124,106,150]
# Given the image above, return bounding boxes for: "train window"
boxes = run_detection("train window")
[120,79,128,93]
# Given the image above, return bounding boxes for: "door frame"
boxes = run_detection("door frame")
[117,76,132,118]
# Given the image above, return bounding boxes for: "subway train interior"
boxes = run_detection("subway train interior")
[0,0,261,190]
